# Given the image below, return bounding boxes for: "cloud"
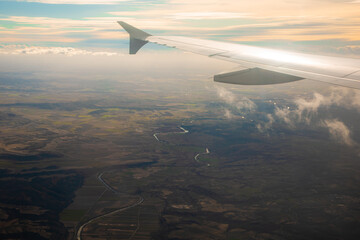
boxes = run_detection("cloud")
[110,10,249,20]
[0,45,119,56]
[170,12,249,20]
[323,119,354,145]
[215,86,256,118]
[0,16,122,28]
[258,88,360,145]
[0,49,234,84]
[293,92,329,124]
[272,89,360,125]
[333,45,360,56]
[3,0,360,52]
[274,107,294,126]
[215,86,256,112]
[215,86,237,105]
[223,108,234,119]
[15,0,128,4]
[299,88,360,110]
[0,15,130,45]
[257,114,274,132]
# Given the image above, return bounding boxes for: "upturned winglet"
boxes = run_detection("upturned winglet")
[117,21,152,54]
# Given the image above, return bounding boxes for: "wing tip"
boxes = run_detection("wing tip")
[117,21,152,55]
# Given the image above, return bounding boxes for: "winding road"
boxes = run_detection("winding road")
[77,123,211,239]
[75,173,144,240]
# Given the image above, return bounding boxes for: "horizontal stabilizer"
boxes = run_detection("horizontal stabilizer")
[214,68,304,85]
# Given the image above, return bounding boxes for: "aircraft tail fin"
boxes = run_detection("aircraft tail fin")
[118,21,151,54]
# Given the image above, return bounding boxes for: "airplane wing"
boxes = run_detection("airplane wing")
[118,21,360,89]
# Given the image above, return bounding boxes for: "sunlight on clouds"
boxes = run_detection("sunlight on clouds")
[166,0,360,18]
[94,31,127,40]
[1,0,359,53]
[215,86,256,118]
[0,16,119,28]
[0,15,128,44]
[110,10,249,20]
[0,45,119,56]
[0,50,234,84]
[170,12,250,20]
[323,119,354,146]
[107,0,360,47]
[256,87,360,145]
[0,37,81,43]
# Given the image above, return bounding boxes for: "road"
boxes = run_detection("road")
[75,172,144,240]
[77,123,211,239]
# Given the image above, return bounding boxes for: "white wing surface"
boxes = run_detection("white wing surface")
[118,21,360,89]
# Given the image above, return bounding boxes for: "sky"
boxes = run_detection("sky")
[0,0,360,55]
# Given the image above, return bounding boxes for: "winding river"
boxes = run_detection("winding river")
[194,148,210,164]
[76,123,209,239]
[154,125,210,164]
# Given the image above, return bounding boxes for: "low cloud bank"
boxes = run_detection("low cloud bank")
[0,45,119,57]
[215,86,256,119]
[258,88,360,145]
[322,119,354,146]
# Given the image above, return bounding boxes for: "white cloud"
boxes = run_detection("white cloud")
[170,12,249,20]
[0,16,120,28]
[333,46,360,56]
[258,88,360,145]
[0,45,119,56]
[272,89,360,126]
[215,86,256,112]
[293,92,328,123]
[4,0,360,50]
[257,114,274,132]
[216,86,237,105]
[296,88,360,112]
[224,108,234,119]
[323,119,354,145]
[110,10,249,19]
[16,0,128,4]
[274,107,294,126]
[215,86,256,119]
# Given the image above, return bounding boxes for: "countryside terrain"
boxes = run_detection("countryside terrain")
[0,71,359,239]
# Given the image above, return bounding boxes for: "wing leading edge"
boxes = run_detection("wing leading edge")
[118,21,360,89]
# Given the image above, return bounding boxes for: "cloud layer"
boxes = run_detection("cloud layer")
[257,88,360,145]
[323,119,354,146]
[0,45,119,56]
[16,0,128,4]
[1,0,360,54]
[215,86,256,119]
